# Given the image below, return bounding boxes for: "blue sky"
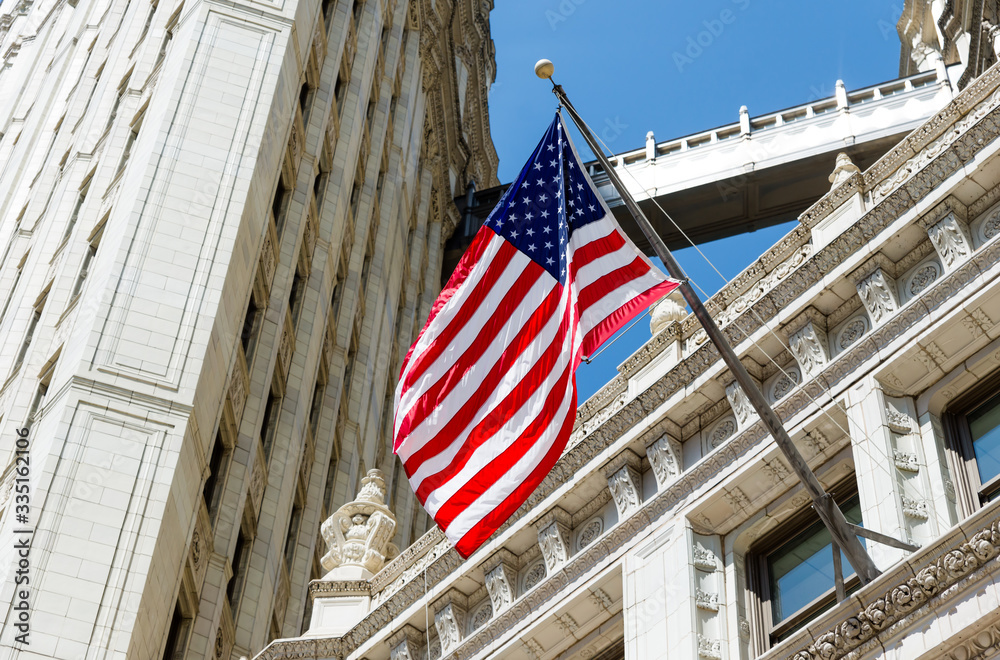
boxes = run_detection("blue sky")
[486,0,906,402]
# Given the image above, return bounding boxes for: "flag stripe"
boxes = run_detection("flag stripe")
[404,283,564,483]
[416,296,574,512]
[452,390,577,557]
[401,238,516,392]
[395,257,545,448]
[433,359,574,529]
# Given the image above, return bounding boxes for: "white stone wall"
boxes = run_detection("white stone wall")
[0,0,497,656]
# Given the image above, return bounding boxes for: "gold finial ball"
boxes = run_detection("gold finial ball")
[534,59,554,79]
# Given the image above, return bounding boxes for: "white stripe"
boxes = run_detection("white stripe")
[579,269,667,335]
[394,235,506,437]
[395,236,522,435]
[413,291,574,512]
[397,273,563,466]
[573,241,645,290]
[442,374,576,545]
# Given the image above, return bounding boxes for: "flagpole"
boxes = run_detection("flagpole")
[536,60,881,585]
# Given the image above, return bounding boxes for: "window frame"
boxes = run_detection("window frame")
[746,478,862,652]
[943,369,1000,516]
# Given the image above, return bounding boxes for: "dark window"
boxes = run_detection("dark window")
[240,294,260,360]
[63,183,90,242]
[334,74,346,116]
[272,177,289,237]
[748,485,863,649]
[161,599,191,660]
[71,237,100,300]
[322,0,335,31]
[227,528,250,606]
[261,390,280,461]
[13,306,43,374]
[968,395,1000,498]
[309,381,324,438]
[284,502,302,566]
[289,267,305,325]
[203,431,228,518]
[299,81,314,125]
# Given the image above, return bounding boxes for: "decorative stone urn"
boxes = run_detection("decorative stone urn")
[828,152,860,189]
[650,288,687,335]
[320,469,399,580]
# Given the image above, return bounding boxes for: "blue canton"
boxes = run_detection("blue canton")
[483,114,604,285]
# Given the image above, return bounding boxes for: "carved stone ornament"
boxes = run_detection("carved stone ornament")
[709,417,737,448]
[885,406,912,433]
[470,600,492,632]
[650,288,687,334]
[320,469,399,579]
[856,268,898,324]
[927,212,972,269]
[388,626,423,660]
[788,322,829,378]
[578,518,603,550]
[646,433,681,488]
[607,464,642,518]
[726,382,756,428]
[697,635,722,660]
[828,152,861,189]
[484,563,515,613]
[907,262,939,295]
[537,521,569,573]
[693,544,718,572]
[695,588,719,612]
[902,495,929,520]
[434,602,465,655]
[893,450,920,473]
[770,368,800,401]
[523,561,546,592]
[838,317,868,350]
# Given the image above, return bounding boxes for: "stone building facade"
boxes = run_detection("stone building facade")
[0,0,497,657]
[256,6,1000,660]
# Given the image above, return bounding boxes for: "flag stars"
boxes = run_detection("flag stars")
[526,227,534,237]
[534,162,542,170]
[528,243,536,251]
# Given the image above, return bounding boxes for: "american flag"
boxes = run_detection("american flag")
[393,114,679,558]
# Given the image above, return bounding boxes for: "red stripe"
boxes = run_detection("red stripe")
[580,280,679,358]
[572,228,625,268]
[406,292,568,492]
[401,238,517,392]
[433,358,574,531]
[576,256,652,312]
[397,267,552,460]
[398,228,493,381]
[572,228,625,270]
[452,388,577,558]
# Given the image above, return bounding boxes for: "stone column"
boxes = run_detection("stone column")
[621,522,682,660]
[846,377,943,568]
